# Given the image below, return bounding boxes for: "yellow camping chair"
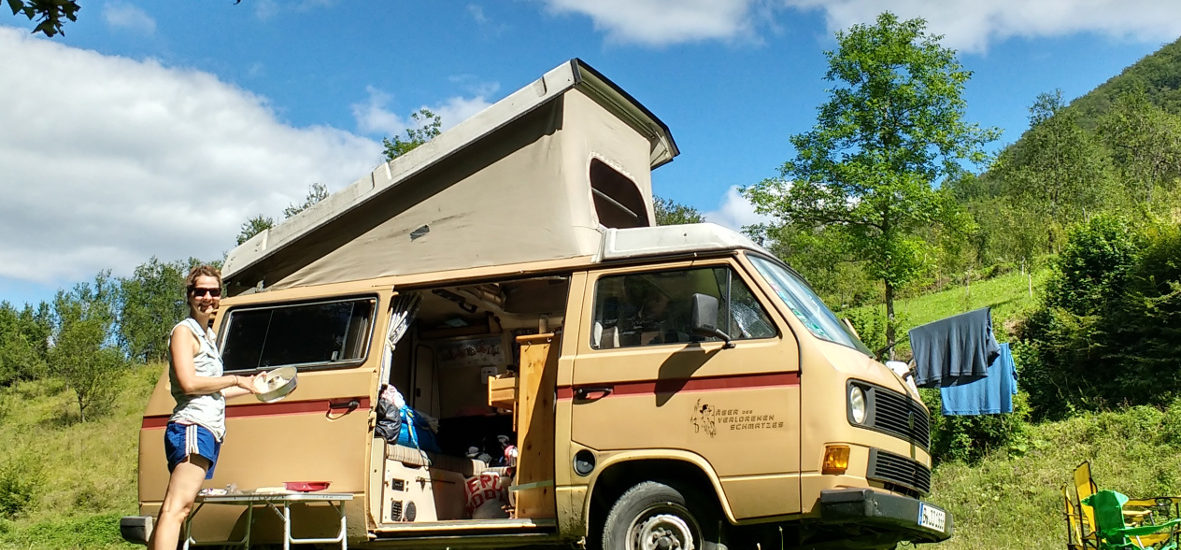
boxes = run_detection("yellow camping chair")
[1066,484,1093,549]
[1077,461,1102,546]
[1084,490,1180,550]
[1126,497,1181,548]
[1074,461,1173,549]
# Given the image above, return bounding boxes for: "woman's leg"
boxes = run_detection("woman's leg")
[149,456,210,550]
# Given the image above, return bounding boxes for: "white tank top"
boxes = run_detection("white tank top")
[168,317,227,441]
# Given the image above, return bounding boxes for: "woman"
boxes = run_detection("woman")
[150,265,262,550]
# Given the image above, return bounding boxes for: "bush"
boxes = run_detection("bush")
[0,456,42,519]
[922,387,1030,465]
[1017,214,1181,418]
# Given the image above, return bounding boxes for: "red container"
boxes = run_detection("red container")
[284,481,330,492]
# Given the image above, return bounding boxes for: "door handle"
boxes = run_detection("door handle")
[574,386,613,401]
[326,399,360,420]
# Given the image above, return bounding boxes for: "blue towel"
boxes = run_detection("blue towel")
[909,307,1000,387]
[940,343,1018,415]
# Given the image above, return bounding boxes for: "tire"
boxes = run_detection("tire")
[602,481,727,550]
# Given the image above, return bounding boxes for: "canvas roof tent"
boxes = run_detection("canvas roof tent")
[222,59,679,296]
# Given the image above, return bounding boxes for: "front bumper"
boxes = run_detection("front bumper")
[818,488,953,544]
[119,515,153,545]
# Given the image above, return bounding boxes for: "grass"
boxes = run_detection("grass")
[841,268,1051,359]
[0,364,157,550]
[922,402,1181,550]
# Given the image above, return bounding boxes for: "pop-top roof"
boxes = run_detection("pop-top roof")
[222,59,689,295]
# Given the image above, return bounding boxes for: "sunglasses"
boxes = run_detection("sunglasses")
[190,286,222,298]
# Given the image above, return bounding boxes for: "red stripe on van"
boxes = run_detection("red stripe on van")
[556,372,799,400]
[141,397,371,429]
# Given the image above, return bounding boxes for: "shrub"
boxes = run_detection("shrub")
[0,456,42,519]
[922,387,1030,465]
[1017,214,1181,418]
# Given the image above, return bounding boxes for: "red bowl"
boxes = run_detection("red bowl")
[284,481,330,492]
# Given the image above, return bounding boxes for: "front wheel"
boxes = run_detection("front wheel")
[602,481,727,550]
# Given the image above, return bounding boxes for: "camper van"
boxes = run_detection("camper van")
[122,59,952,550]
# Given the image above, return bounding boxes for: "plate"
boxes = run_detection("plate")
[284,481,330,492]
[255,367,298,403]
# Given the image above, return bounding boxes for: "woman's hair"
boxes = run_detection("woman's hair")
[185,265,222,293]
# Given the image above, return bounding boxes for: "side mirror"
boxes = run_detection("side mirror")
[690,293,734,348]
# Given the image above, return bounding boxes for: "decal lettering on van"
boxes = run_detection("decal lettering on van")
[691,399,785,436]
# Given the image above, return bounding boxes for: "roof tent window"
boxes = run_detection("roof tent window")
[590,158,650,228]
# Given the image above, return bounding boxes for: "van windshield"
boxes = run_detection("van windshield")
[748,255,870,355]
[221,297,376,371]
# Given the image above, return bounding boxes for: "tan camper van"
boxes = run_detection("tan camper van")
[122,59,951,550]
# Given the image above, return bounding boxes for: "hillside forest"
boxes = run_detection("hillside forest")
[1,12,1181,543]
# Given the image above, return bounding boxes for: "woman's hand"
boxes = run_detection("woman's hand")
[221,373,264,398]
[237,373,264,394]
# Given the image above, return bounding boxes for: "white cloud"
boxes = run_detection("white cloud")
[251,0,338,20]
[538,0,763,46]
[538,0,1181,51]
[468,4,489,25]
[785,0,1181,52]
[102,2,157,35]
[350,85,495,137]
[703,186,775,232]
[0,27,381,287]
[432,95,495,129]
[351,86,410,136]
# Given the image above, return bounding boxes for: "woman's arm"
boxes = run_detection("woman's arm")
[221,381,257,398]
[169,325,258,396]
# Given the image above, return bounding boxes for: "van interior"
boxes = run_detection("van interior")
[375,274,570,526]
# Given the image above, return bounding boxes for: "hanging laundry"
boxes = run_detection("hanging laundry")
[940,343,1018,415]
[908,307,1000,388]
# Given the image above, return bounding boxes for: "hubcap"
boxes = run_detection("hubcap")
[632,513,696,550]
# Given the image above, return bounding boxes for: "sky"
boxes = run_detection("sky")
[3,0,1181,308]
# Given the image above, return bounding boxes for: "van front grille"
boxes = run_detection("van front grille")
[868,385,930,450]
[867,448,931,496]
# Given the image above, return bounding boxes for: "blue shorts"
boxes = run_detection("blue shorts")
[165,423,221,479]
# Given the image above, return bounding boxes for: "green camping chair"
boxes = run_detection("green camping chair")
[1083,490,1181,550]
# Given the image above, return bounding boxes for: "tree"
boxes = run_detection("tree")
[236,182,331,245]
[7,0,80,37]
[283,182,329,218]
[48,272,126,422]
[235,214,274,245]
[0,301,50,385]
[1099,88,1181,204]
[742,12,998,356]
[383,108,442,161]
[118,257,200,363]
[653,196,705,225]
[991,92,1116,246]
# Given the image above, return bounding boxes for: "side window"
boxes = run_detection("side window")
[221,297,376,371]
[590,266,775,349]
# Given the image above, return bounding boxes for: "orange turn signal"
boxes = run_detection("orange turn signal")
[822,445,850,475]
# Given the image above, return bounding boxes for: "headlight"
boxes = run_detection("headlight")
[849,385,867,424]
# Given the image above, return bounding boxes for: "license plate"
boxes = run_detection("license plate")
[918,502,947,533]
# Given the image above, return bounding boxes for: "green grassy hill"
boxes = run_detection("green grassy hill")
[922,402,1181,550]
[0,365,156,549]
[842,268,1049,360]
